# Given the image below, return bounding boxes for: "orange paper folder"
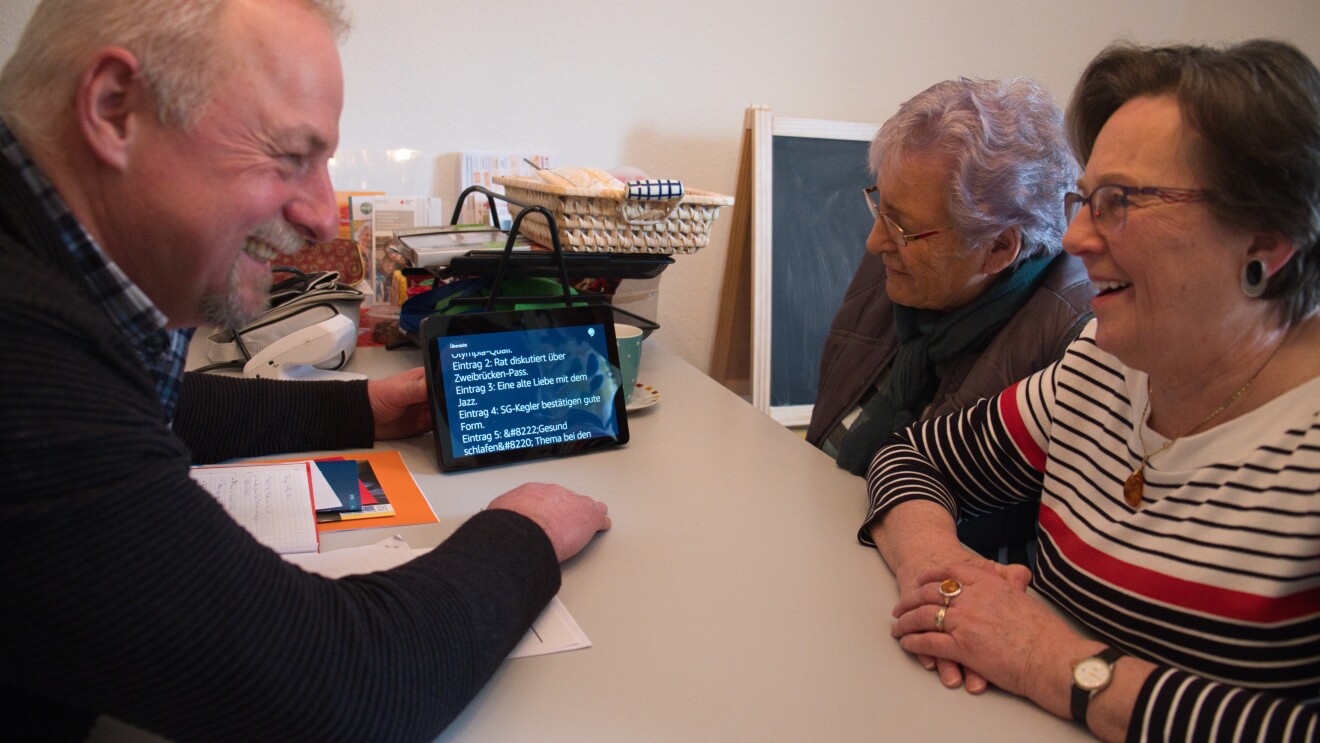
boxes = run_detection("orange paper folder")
[272,450,437,533]
[319,450,437,533]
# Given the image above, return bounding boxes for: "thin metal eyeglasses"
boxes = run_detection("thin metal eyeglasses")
[1063,184,1215,231]
[863,186,946,247]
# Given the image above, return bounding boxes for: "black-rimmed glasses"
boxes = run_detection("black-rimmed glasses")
[863,186,946,247]
[1064,185,1215,232]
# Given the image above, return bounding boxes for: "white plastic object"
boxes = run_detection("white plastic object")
[242,314,365,381]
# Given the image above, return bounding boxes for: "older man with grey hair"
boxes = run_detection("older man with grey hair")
[0,1,610,739]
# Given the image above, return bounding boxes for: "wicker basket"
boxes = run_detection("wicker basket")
[492,175,734,254]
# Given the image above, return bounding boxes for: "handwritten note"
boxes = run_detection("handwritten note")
[190,462,319,554]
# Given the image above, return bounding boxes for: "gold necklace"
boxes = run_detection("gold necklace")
[1123,341,1283,508]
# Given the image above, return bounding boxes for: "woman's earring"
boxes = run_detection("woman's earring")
[1241,259,1268,298]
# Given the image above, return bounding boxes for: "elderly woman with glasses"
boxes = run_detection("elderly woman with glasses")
[807,77,1092,565]
[867,39,1320,743]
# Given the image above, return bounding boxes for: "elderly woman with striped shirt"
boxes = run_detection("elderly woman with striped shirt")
[863,40,1320,743]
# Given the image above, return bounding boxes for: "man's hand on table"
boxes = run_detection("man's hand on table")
[489,483,612,562]
[369,367,432,440]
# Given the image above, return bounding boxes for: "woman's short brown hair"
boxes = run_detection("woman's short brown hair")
[1067,39,1320,325]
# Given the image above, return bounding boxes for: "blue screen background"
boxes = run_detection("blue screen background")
[436,324,620,458]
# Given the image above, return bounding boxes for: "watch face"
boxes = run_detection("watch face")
[1074,657,1112,692]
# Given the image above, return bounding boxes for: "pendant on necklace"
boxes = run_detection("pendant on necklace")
[1123,468,1145,508]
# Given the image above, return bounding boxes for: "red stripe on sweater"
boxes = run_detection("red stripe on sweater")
[998,381,1047,472]
[1040,504,1320,624]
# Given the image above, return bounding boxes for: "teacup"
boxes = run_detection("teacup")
[614,324,643,404]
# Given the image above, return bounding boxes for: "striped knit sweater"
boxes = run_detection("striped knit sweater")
[864,321,1320,743]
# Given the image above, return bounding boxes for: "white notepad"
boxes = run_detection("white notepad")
[190,462,319,555]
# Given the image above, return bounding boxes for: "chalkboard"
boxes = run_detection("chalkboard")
[750,115,879,425]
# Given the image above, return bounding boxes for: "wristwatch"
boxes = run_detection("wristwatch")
[1071,646,1125,727]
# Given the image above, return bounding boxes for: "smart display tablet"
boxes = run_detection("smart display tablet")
[420,306,629,472]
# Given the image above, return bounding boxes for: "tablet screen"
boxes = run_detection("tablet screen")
[421,306,629,471]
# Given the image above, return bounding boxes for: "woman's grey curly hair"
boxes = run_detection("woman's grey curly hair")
[870,77,1078,260]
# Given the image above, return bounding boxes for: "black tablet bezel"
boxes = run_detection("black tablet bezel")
[420,306,630,472]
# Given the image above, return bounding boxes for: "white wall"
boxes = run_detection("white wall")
[2,0,1317,374]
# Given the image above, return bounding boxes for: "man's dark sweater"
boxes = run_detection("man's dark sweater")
[0,149,560,742]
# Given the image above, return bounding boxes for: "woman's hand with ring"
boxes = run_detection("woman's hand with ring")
[891,564,1077,700]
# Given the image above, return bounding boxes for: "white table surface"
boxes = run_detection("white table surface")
[93,339,1087,743]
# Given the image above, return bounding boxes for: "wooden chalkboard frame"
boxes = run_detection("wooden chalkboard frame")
[750,112,879,425]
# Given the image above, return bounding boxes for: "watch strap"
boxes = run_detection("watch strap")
[1070,646,1125,726]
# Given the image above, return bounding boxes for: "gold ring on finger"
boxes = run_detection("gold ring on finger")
[939,578,962,606]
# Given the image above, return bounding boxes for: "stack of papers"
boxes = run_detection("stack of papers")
[190,459,586,658]
[394,225,535,268]
[190,451,440,553]
[284,536,592,658]
[307,457,396,523]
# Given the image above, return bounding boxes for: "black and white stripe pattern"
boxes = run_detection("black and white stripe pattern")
[864,321,1320,742]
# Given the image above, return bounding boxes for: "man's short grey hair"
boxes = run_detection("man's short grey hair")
[869,77,1078,260]
[0,0,350,150]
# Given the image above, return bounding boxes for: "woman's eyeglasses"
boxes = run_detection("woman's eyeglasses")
[863,186,945,247]
[1064,185,1215,232]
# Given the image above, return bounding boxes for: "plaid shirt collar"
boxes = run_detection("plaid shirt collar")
[0,119,193,422]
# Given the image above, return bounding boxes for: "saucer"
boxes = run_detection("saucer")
[626,382,660,412]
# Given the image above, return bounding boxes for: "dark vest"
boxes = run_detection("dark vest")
[807,251,1093,447]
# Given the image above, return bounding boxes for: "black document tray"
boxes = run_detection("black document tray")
[443,251,673,281]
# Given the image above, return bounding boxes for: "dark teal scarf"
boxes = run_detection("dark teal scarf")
[835,254,1056,476]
